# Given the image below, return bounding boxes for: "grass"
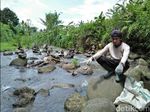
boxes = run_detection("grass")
[0,42,17,52]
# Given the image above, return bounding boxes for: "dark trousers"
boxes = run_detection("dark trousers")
[96,56,129,72]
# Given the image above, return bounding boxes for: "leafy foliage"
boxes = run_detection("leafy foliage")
[1,0,150,59]
[0,8,19,26]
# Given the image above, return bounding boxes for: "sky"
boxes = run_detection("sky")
[1,0,123,30]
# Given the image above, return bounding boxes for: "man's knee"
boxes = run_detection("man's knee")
[96,56,105,64]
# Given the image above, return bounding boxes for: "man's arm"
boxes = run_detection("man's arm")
[120,44,130,66]
[92,44,109,60]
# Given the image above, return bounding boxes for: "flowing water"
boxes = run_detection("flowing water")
[0,49,106,112]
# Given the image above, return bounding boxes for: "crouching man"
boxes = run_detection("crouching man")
[86,30,130,82]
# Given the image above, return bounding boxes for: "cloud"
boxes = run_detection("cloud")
[2,0,48,29]
[1,0,120,29]
[62,0,118,24]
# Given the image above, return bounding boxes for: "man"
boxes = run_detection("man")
[86,30,130,82]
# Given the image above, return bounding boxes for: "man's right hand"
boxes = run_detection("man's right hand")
[86,57,93,65]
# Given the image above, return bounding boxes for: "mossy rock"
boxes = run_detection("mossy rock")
[38,65,56,73]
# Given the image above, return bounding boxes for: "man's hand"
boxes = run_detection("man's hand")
[86,57,93,65]
[115,63,124,74]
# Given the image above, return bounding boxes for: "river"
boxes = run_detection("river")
[1,49,106,112]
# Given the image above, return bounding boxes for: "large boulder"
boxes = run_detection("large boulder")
[124,58,150,81]
[13,87,36,108]
[124,58,150,91]
[64,93,86,112]
[38,65,56,73]
[10,58,27,66]
[82,98,116,112]
[87,76,123,102]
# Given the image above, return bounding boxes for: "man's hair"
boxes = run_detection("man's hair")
[111,30,122,38]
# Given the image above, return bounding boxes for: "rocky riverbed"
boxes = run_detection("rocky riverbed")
[1,46,150,112]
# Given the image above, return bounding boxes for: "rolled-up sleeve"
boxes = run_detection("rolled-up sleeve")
[120,45,130,65]
[93,44,109,59]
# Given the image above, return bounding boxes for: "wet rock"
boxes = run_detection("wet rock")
[116,103,138,112]
[87,76,123,102]
[13,87,36,108]
[32,44,40,53]
[42,44,48,50]
[72,71,78,76]
[13,107,27,112]
[51,83,75,89]
[32,49,40,53]
[10,58,27,66]
[124,67,142,81]
[82,98,116,112]
[43,55,60,63]
[27,60,44,68]
[64,93,86,112]
[62,63,76,70]
[37,89,49,96]
[13,93,34,107]
[76,65,93,75]
[14,78,26,82]
[18,53,27,59]
[38,65,56,73]
[3,51,13,55]
[41,44,48,53]
[13,87,35,96]
[64,50,74,59]
[27,60,34,65]
[15,49,24,54]
[27,57,38,60]
[83,53,91,57]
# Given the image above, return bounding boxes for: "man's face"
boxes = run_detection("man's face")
[112,37,122,47]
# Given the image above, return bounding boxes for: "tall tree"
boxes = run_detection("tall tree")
[0,8,19,26]
[40,11,62,44]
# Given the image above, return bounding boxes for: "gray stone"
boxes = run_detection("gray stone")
[76,65,93,75]
[13,87,35,108]
[82,98,116,112]
[13,108,27,112]
[3,51,13,55]
[10,58,27,66]
[18,53,27,59]
[62,63,76,70]
[87,76,123,102]
[38,65,56,73]
[124,58,150,81]
[64,93,86,112]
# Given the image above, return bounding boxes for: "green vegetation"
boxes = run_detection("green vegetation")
[71,58,79,67]
[1,0,150,59]
[0,42,16,51]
